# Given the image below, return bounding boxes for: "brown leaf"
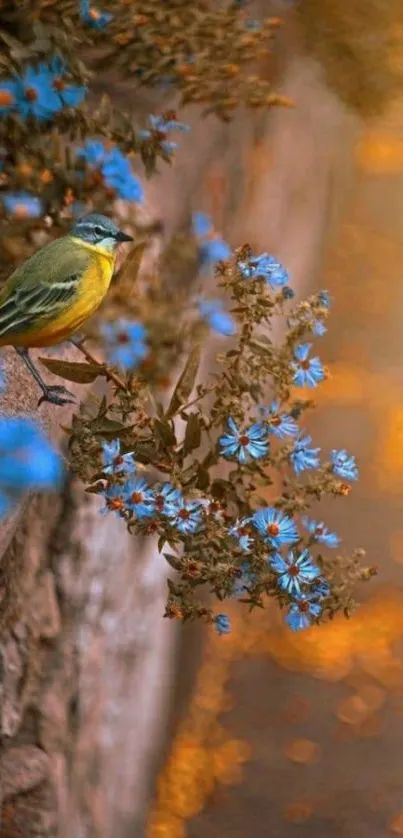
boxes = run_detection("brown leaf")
[165,345,201,419]
[38,357,104,384]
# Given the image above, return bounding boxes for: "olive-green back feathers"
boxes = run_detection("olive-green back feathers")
[0,236,93,339]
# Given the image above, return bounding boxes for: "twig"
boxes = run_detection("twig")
[180,383,216,413]
[71,338,127,392]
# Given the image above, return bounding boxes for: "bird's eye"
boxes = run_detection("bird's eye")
[94,226,103,236]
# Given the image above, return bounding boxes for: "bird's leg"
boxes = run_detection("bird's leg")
[15,347,76,408]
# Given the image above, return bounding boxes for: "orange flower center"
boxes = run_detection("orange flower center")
[113,455,124,466]
[89,7,100,19]
[266,523,279,537]
[52,78,65,91]
[40,169,53,184]
[117,332,129,344]
[315,526,324,535]
[288,564,299,577]
[110,498,124,511]
[239,434,249,446]
[299,601,309,613]
[0,90,14,106]
[155,495,165,510]
[131,492,144,504]
[269,415,281,427]
[178,508,190,520]
[17,162,32,177]
[300,359,310,370]
[24,87,38,101]
[176,65,192,77]
[13,204,30,219]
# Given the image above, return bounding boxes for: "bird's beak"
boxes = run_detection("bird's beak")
[116,230,134,242]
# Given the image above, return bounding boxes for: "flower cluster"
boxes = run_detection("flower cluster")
[77,142,144,203]
[140,112,190,158]
[52,227,371,637]
[0,56,86,122]
[0,0,287,284]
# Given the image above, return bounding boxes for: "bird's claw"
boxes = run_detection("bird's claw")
[37,385,76,407]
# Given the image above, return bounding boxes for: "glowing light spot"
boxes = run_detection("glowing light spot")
[285,738,320,764]
[284,799,314,824]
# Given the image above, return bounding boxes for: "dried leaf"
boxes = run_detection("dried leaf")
[154,418,177,448]
[39,357,104,384]
[163,552,182,571]
[196,466,210,491]
[183,413,201,454]
[125,239,148,285]
[166,345,201,419]
[90,417,128,436]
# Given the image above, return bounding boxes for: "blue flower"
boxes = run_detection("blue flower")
[228,518,253,552]
[15,64,62,121]
[77,141,144,203]
[0,80,18,115]
[317,290,331,308]
[192,212,231,267]
[79,0,112,28]
[214,613,231,636]
[101,147,144,202]
[160,141,177,156]
[254,254,289,289]
[270,549,320,597]
[1,192,43,218]
[102,483,127,517]
[290,434,320,475]
[245,19,262,31]
[197,298,237,336]
[282,286,295,300]
[311,578,331,599]
[0,417,63,517]
[153,483,182,517]
[47,56,87,108]
[124,476,155,518]
[261,400,298,439]
[292,343,325,388]
[101,319,148,371]
[167,499,204,535]
[77,139,105,167]
[330,449,359,481]
[252,507,299,549]
[301,516,340,548]
[101,440,136,475]
[200,498,226,522]
[238,253,289,289]
[219,418,269,464]
[147,113,190,134]
[140,113,188,157]
[312,320,327,337]
[286,596,322,631]
[233,562,257,597]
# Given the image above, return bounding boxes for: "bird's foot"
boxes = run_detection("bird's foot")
[37,385,76,407]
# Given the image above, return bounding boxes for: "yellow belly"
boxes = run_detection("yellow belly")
[12,255,115,348]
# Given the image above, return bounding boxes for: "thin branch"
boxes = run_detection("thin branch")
[71,337,128,392]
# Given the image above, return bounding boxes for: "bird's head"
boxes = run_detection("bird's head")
[70,213,133,253]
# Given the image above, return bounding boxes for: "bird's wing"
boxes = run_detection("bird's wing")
[0,237,93,339]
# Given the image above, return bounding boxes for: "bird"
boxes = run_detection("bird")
[0,212,133,406]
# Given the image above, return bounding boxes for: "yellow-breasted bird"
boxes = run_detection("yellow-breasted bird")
[0,213,133,406]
